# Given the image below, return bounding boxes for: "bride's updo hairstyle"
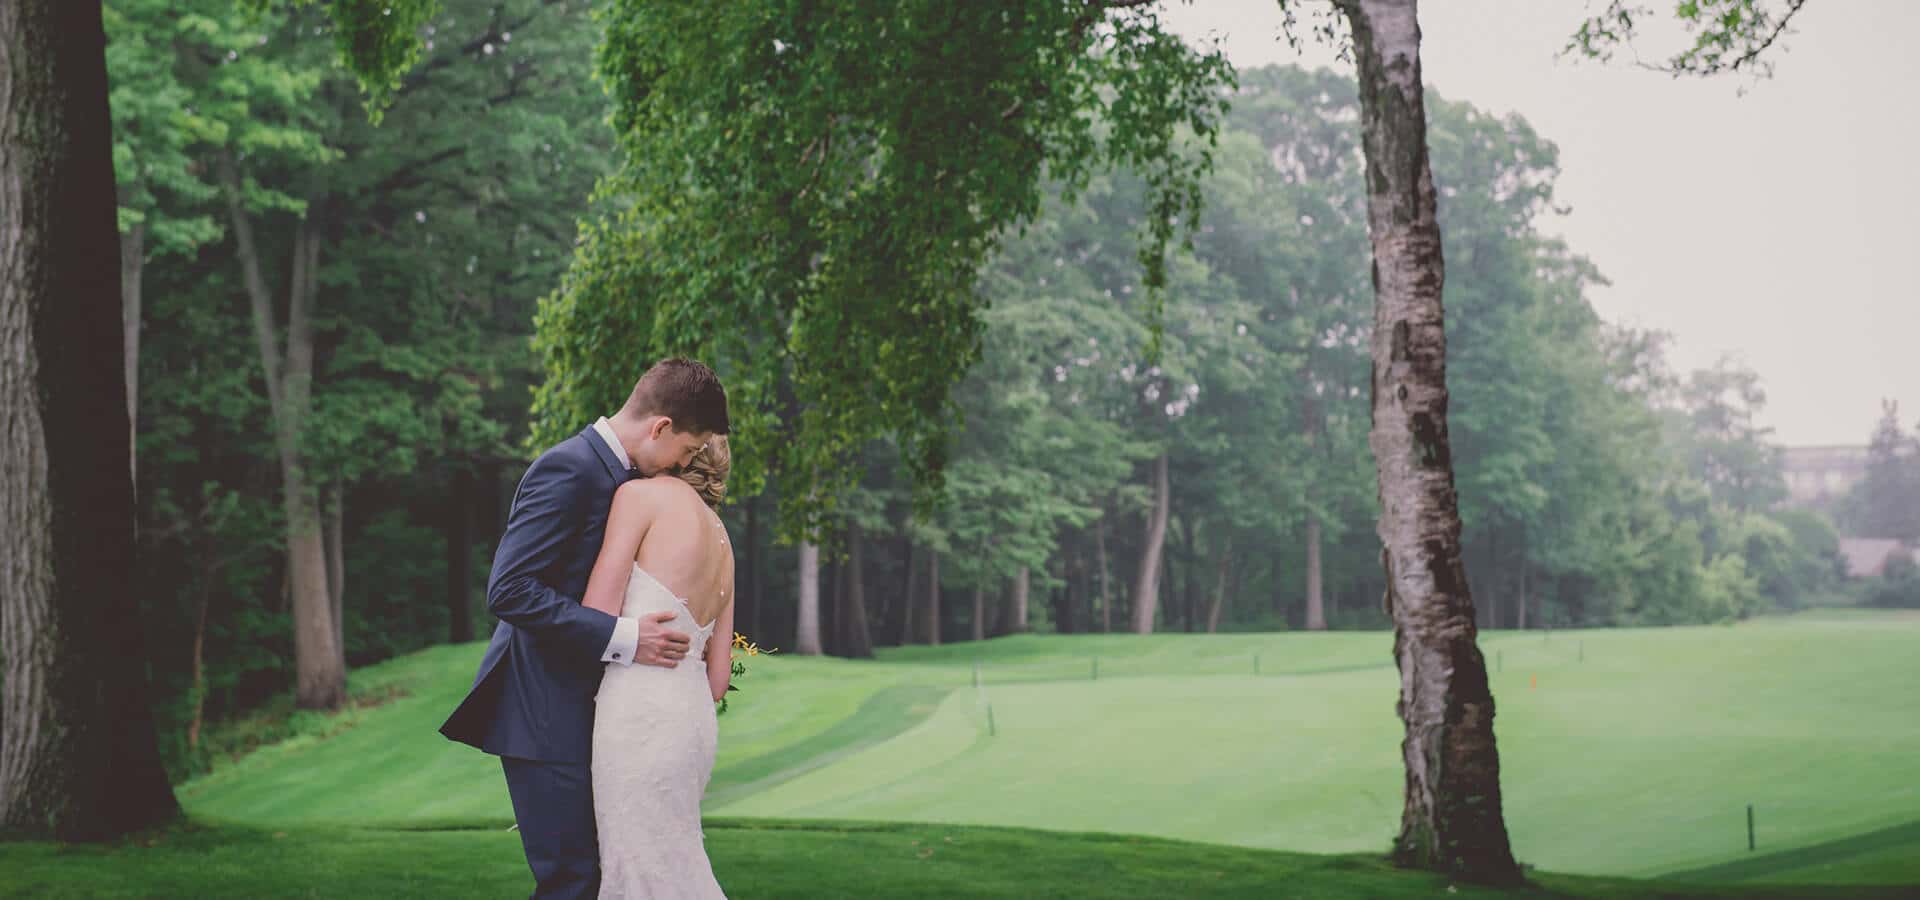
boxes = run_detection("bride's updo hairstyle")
[678,434,730,509]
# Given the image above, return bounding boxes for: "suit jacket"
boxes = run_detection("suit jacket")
[440,426,629,763]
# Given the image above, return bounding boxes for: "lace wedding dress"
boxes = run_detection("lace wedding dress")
[592,563,725,899]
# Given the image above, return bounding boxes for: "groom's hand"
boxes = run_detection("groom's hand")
[636,610,693,667]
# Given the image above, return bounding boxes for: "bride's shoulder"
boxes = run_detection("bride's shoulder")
[613,474,700,506]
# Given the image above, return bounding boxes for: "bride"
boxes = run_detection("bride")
[580,435,735,899]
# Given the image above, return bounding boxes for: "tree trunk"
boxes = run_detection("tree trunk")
[446,467,474,643]
[284,477,337,706]
[795,540,822,655]
[899,542,919,646]
[873,531,893,638]
[326,481,345,657]
[1182,518,1201,633]
[1096,517,1112,633]
[187,527,215,752]
[837,521,873,658]
[1477,529,1497,631]
[1229,554,1246,631]
[1340,0,1518,882]
[741,494,759,637]
[1306,508,1327,630]
[1515,564,1528,631]
[1055,555,1077,634]
[221,166,345,709]
[971,586,986,642]
[0,0,179,838]
[926,550,941,646]
[1273,550,1290,624]
[1008,566,1030,635]
[1129,452,1170,634]
[120,221,142,484]
[1166,522,1182,631]
[822,556,841,656]
[1205,542,1231,633]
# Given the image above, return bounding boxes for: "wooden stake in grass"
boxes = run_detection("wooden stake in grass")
[986,704,997,737]
[1747,804,1755,851]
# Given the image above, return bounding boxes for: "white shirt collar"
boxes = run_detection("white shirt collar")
[592,416,631,470]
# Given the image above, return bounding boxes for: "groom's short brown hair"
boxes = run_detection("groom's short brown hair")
[623,358,730,435]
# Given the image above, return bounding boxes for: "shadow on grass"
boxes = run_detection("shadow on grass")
[1661,818,1920,884]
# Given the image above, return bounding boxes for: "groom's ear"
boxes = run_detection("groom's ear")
[647,416,675,441]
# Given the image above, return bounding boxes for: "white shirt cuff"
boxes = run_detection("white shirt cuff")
[603,617,640,666]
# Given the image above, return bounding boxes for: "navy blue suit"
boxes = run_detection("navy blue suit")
[441,426,630,899]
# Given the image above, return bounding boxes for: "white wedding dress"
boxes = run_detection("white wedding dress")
[592,562,725,899]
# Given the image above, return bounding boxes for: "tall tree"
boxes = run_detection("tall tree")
[0,0,178,840]
[1324,0,1519,881]
[5,0,438,820]
[1674,358,1786,514]
[1848,400,1920,542]
[220,152,345,708]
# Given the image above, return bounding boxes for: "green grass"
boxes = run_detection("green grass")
[12,612,1912,896]
[706,619,1920,882]
[1665,819,1920,886]
[4,818,1910,899]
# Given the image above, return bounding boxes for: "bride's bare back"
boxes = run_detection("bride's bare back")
[581,471,736,684]
[629,475,734,627]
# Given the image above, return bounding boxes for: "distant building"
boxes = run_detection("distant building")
[1837,537,1920,578]
[1779,445,1869,507]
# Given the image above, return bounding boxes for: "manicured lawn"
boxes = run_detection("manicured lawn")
[161,612,1920,890]
[724,617,1920,881]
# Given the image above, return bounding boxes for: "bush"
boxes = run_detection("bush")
[1865,553,1920,608]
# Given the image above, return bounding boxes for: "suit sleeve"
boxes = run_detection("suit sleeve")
[486,451,619,659]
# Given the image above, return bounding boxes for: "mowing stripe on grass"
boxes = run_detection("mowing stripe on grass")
[705,684,952,807]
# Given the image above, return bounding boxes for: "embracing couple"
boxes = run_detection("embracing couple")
[440,358,737,899]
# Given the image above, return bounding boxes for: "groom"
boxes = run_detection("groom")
[441,358,731,899]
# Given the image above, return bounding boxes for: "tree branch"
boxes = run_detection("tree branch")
[215,151,287,421]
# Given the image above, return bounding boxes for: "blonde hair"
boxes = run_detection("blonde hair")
[678,434,730,508]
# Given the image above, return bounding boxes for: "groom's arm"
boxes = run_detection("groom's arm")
[486,452,625,660]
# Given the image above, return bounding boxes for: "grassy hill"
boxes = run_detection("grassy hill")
[7,610,1914,897]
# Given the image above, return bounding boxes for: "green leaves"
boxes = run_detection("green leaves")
[1565,0,1811,80]
[536,0,1232,540]
[246,0,442,116]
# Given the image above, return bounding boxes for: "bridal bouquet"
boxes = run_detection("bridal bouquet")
[718,632,773,715]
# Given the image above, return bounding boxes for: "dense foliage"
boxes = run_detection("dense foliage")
[531,0,1233,538]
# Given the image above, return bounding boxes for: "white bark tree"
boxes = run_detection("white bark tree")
[1333,0,1518,881]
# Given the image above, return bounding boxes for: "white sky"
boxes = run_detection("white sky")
[1159,1,1919,447]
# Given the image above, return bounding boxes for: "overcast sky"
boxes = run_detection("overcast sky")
[1158,1,1918,447]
